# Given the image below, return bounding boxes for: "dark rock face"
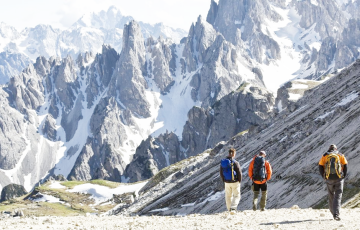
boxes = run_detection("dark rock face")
[123,132,181,183]
[42,115,57,141]
[183,83,274,157]
[1,184,27,202]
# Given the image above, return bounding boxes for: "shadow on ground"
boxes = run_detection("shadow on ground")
[260,219,333,225]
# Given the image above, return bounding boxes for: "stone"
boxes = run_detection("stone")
[0,184,27,202]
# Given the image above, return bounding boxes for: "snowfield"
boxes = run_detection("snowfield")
[1,208,359,229]
[67,181,147,204]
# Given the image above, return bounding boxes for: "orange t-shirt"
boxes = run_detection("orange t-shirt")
[248,156,272,184]
[318,153,348,166]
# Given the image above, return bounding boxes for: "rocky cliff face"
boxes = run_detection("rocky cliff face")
[182,83,274,158]
[123,83,274,182]
[117,59,360,216]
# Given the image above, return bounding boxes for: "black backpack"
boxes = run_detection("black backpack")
[252,156,266,181]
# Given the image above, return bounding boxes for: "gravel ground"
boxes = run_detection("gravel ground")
[0,208,359,229]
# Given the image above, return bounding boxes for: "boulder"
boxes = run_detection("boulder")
[1,184,27,202]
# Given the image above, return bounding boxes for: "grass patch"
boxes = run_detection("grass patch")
[90,179,121,189]
[95,203,116,212]
[234,129,249,138]
[236,82,250,93]
[0,199,81,216]
[342,186,360,208]
[60,181,86,189]
[312,196,328,209]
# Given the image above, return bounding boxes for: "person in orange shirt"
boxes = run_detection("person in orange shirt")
[248,151,272,211]
[318,144,348,221]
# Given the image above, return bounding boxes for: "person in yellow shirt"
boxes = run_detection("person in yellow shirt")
[318,144,348,221]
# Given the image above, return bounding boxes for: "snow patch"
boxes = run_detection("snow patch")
[288,93,302,101]
[315,111,334,120]
[49,181,66,189]
[336,92,359,106]
[30,193,64,203]
[67,182,147,205]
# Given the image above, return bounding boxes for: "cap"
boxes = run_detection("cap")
[259,151,266,156]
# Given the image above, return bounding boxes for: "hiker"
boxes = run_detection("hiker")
[220,148,242,211]
[248,151,272,211]
[318,144,348,221]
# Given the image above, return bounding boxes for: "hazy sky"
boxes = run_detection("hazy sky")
[0,0,211,31]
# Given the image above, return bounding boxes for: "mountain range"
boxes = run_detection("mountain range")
[0,6,187,85]
[1,0,360,210]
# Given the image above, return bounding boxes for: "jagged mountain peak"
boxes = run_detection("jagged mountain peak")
[122,20,145,53]
[72,5,124,30]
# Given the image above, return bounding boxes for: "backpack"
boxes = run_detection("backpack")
[325,153,342,179]
[252,156,266,181]
[221,159,237,182]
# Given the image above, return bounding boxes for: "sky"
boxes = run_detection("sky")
[0,0,211,31]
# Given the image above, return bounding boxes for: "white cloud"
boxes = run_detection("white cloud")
[0,0,210,31]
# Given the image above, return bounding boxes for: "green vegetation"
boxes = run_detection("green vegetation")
[234,129,249,138]
[89,179,121,189]
[236,82,250,93]
[60,180,86,189]
[312,196,328,209]
[0,199,82,216]
[60,179,121,189]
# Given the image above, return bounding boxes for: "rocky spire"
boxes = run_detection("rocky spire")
[108,20,150,118]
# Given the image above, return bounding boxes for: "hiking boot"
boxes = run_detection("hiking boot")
[334,216,341,221]
[260,208,266,211]
[252,204,257,211]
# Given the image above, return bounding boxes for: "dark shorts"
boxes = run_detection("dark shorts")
[252,182,267,191]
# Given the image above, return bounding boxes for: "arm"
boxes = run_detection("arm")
[319,165,325,178]
[235,162,242,182]
[220,165,224,182]
[343,164,348,178]
[318,156,325,178]
[248,160,254,180]
[266,162,272,181]
[340,154,348,178]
